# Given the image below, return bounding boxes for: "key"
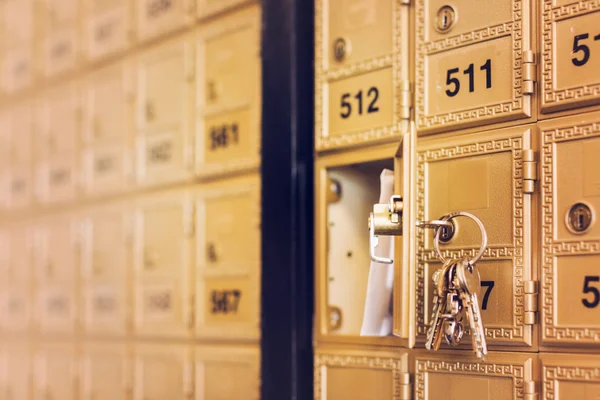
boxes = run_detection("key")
[455,257,488,359]
[425,259,456,351]
[442,262,464,347]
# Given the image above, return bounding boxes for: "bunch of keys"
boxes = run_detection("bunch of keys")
[424,212,488,359]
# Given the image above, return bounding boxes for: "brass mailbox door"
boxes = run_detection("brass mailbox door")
[1,0,34,45]
[35,343,78,400]
[5,165,33,211]
[315,131,417,346]
[315,0,410,150]
[38,83,80,158]
[37,282,77,334]
[81,204,130,282]
[2,285,32,333]
[133,190,193,281]
[35,215,79,282]
[136,0,194,42]
[82,203,130,336]
[195,175,260,340]
[82,343,130,400]
[39,0,79,77]
[196,5,261,178]
[540,1,600,114]
[194,345,260,399]
[6,101,33,210]
[539,111,600,347]
[5,342,32,400]
[133,190,194,338]
[83,0,132,61]
[1,47,34,94]
[133,343,194,400]
[7,222,32,283]
[414,351,538,400]
[136,35,195,187]
[415,125,537,349]
[83,63,133,196]
[37,155,79,205]
[541,353,600,399]
[415,0,535,134]
[314,348,410,400]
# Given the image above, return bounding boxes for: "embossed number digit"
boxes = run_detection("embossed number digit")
[445,68,460,97]
[367,87,379,113]
[582,276,600,308]
[572,34,590,67]
[481,280,495,310]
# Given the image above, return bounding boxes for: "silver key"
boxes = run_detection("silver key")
[425,259,455,351]
[442,262,464,347]
[455,257,488,359]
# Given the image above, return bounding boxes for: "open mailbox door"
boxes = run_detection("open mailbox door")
[366,125,417,348]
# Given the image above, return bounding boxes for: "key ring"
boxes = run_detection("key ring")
[433,211,488,265]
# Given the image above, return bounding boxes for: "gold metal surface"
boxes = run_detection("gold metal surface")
[315,137,416,346]
[133,188,194,338]
[81,342,131,399]
[539,111,600,347]
[195,174,260,340]
[415,125,538,349]
[38,0,79,79]
[541,353,600,399]
[414,350,538,400]
[81,202,131,335]
[195,5,261,178]
[133,343,194,400]
[83,62,133,197]
[415,0,535,134]
[135,33,195,187]
[83,0,132,62]
[314,348,411,400]
[195,344,260,399]
[540,2,600,114]
[314,0,410,150]
[136,0,194,42]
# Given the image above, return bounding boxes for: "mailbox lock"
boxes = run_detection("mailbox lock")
[333,37,350,62]
[435,5,457,33]
[207,242,219,263]
[567,203,593,234]
[438,218,456,243]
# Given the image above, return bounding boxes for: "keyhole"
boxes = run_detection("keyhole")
[439,219,456,243]
[333,38,349,62]
[567,203,593,233]
[435,5,456,33]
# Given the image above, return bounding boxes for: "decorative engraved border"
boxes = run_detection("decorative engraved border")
[541,0,600,110]
[541,118,600,343]
[314,354,405,400]
[415,0,529,131]
[543,364,600,399]
[415,359,526,400]
[415,136,528,343]
[314,0,408,151]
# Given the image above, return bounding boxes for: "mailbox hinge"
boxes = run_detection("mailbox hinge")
[399,80,412,120]
[523,280,538,326]
[523,149,537,194]
[397,372,412,400]
[524,380,538,400]
[522,50,536,95]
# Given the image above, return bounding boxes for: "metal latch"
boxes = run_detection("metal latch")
[369,195,453,264]
[369,195,404,264]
